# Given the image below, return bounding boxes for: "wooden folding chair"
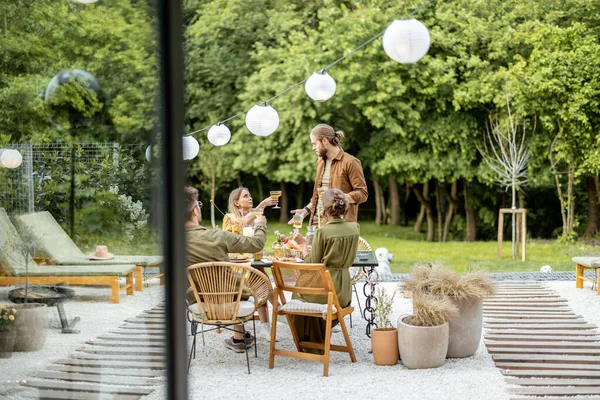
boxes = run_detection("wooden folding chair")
[186,262,272,374]
[269,261,356,377]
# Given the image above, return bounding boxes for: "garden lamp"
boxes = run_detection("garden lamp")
[207,123,231,146]
[245,103,279,137]
[305,70,337,102]
[0,149,23,169]
[182,135,200,161]
[382,19,431,64]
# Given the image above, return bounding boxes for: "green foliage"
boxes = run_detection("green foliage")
[373,286,397,329]
[0,306,17,332]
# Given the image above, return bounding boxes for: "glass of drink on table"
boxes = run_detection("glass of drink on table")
[270,190,282,209]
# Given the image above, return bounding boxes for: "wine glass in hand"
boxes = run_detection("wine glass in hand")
[270,190,282,209]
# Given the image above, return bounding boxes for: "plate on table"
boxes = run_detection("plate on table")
[229,257,251,263]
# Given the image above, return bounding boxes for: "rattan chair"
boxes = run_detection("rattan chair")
[186,261,272,373]
[349,236,372,327]
[269,261,356,377]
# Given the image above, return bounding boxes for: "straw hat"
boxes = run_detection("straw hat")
[87,245,114,260]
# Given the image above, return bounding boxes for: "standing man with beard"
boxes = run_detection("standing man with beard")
[290,123,368,224]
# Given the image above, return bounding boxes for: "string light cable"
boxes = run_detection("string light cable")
[186,0,434,139]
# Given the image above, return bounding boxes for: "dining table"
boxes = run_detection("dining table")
[250,250,380,337]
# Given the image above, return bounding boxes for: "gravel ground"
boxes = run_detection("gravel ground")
[2,278,599,400]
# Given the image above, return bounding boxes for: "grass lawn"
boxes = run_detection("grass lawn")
[85,221,600,275]
[265,221,600,274]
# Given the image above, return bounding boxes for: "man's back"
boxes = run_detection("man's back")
[185,224,266,266]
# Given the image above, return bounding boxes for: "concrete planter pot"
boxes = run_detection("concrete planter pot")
[13,303,49,352]
[397,315,449,369]
[446,298,482,358]
[371,328,399,366]
[0,330,17,358]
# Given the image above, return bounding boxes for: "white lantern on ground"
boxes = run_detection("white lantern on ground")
[145,145,152,163]
[0,149,23,169]
[207,123,231,146]
[182,135,200,161]
[382,19,431,64]
[305,71,336,102]
[245,103,279,137]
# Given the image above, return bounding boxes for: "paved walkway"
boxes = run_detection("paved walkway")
[19,304,165,399]
[484,282,600,399]
[375,271,588,282]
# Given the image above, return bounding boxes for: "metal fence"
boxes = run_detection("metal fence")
[0,143,143,215]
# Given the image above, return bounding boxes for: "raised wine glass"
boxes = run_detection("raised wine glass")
[270,190,282,209]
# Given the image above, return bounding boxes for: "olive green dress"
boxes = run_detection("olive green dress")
[292,218,359,352]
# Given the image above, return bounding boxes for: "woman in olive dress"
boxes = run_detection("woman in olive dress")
[292,188,359,351]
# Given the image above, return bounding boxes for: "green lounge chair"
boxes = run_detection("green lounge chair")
[17,211,164,292]
[0,208,136,304]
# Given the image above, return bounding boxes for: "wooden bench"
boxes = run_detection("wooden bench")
[573,257,600,295]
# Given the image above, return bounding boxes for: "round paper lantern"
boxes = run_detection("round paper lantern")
[207,123,231,146]
[245,104,279,137]
[145,145,152,163]
[182,135,200,161]
[305,71,336,102]
[0,149,23,169]
[382,19,431,64]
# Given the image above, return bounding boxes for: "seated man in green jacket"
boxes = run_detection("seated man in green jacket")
[184,186,267,352]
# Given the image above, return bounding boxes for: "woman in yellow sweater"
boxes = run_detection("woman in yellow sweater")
[223,186,277,341]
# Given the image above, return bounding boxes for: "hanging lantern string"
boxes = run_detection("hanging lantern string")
[187,0,434,138]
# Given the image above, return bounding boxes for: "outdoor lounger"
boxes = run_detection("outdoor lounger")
[17,211,163,292]
[0,208,137,304]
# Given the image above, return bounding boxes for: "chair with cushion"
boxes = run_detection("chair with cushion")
[0,208,136,304]
[17,211,163,291]
[349,236,372,327]
[186,261,272,373]
[269,261,356,377]
[573,257,600,294]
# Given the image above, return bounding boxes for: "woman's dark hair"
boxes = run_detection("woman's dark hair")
[323,188,346,218]
[310,124,345,147]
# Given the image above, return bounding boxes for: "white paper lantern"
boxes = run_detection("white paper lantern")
[207,123,231,146]
[383,19,431,64]
[145,145,152,163]
[182,135,200,161]
[0,149,23,169]
[245,104,279,137]
[305,71,337,102]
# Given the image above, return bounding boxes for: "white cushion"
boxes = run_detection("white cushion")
[279,299,337,318]
[188,301,255,319]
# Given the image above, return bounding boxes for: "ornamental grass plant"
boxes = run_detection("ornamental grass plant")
[401,263,495,301]
[404,294,458,327]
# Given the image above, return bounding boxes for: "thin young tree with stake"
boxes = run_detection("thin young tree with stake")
[477,90,533,259]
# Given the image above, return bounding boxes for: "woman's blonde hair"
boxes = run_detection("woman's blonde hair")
[323,188,346,218]
[227,186,249,219]
[310,124,345,147]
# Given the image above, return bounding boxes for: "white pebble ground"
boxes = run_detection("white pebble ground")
[1,279,598,399]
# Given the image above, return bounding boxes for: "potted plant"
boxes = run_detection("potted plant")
[371,286,399,366]
[397,293,457,369]
[7,220,49,352]
[0,305,18,358]
[401,264,495,358]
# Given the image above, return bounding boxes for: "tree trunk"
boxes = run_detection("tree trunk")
[584,176,599,237]
[389,175,401,226]
[255,176,263,202]
[278,182,288,223]
[435,181,443,242]
[413,182,434,241]
[296,182,304,210]
[374,180,383,225]
[463,179,477,241]
[567,167,575,234]
[403,183,410,226]
[442,181,458,242]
